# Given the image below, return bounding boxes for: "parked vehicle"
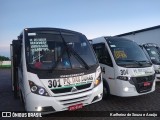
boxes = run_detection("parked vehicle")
[91,36,155,97]
[10,28,103,113]
[141,43,160,82]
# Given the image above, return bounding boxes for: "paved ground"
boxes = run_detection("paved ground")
[0,69,160,120]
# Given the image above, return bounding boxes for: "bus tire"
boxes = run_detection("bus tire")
[13,71,19,99]
[13,82,19,99]
[103,79,110,100]
[20,90,26,111]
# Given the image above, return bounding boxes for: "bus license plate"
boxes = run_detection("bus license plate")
[143,82,151,87]
[68,103,83,111]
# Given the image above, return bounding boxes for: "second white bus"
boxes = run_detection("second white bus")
[91,36,155,97]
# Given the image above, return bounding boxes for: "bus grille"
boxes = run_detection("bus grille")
[59,95,90,106]
[54,90,92,109]
[130,74,155,93]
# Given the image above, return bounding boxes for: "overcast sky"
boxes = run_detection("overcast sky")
[0,0,160,57]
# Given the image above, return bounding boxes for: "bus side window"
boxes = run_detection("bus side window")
[93,43,113,67]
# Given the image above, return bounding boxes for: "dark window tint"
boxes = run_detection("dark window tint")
[93,43,113,67]
[106,37,152,68]
[25,31,97,70]
[144,46,160,65]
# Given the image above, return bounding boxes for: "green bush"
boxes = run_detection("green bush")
[0,56,10,61]
[0,65,11,69]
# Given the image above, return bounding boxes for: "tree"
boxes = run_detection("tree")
[0,55,9,61]
[0,55,9,67]
[0,61,2,67]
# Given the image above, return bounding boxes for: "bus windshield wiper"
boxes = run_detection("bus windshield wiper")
[51,31,90,71]
[138,60,153,66]
[118,59,138,62]
[138,60,151,64]
[118,59,143,66]
[118,59,152,66]
[67,46,90,70]
[59,32,90,70]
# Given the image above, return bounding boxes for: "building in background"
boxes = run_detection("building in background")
[116,25,160,46]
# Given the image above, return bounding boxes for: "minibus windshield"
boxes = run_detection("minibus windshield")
[144,46,160,65]
[106,38,152,68]
[26,30,97,70]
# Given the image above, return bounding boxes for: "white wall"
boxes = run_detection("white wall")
[0,61,11,65]
[119,28,160,46]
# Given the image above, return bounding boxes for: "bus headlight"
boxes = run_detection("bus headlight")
[123,87,129,92]
[117,76,130,81]
[29,80,49,96]
[39,88,45,95]
[31,86,37,92]
[37,106,42,111]
[94,74,101,87]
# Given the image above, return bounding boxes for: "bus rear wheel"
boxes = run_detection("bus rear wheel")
[14,82,19,99]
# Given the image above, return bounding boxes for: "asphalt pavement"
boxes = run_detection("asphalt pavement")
[0,69,160,120]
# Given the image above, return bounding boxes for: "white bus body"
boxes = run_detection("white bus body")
[91,37,156,97]
[11,28,102,113]
[141,43,160,82]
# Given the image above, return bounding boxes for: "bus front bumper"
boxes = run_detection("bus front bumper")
[25,82,103,113]
[110,80,155,97]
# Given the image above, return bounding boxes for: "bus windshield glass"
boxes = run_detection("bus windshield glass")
[107,38,152,67]
[26,30,97,70]
[144,46,160,65]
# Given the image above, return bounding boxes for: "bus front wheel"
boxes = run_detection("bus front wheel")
[103,80,110,99]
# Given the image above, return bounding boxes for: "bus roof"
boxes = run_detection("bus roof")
[19,27,84,37]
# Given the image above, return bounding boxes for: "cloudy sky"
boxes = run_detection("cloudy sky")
[0,0,160,57]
